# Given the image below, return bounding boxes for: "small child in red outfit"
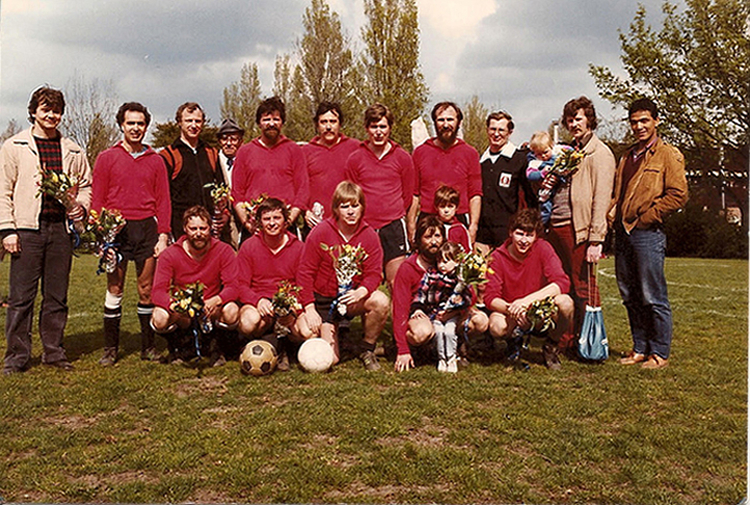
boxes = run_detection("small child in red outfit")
[434,185,471,253]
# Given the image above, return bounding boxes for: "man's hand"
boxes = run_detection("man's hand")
[154,234,169,257]
[304,304,322,335]
[257,298,274,318]
[340,286,367,307]
[507,299,529,327]
[394,353,414,372]
[211,212,229,235]
[204,295,223,320]
[66,203,85,221]
[468,221,478,244]
[305,209,322,228]
[586,243,603,263]
[2,234,20,254]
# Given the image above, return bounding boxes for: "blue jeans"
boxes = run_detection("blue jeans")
[614,223,673,359]
[4,222,73,371]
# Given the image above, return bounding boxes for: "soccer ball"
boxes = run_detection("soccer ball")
[240,340,278,376]
[297,338,334,373]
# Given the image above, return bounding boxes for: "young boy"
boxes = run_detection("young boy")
[434,185,471,253]
[410,242,473,373]
[526,131,560,224]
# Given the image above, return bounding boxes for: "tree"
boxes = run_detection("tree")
[359,0,429,149]
[589,0,749,169]
[274,0,362,142]
[461,95,489,154]
[220,62,262,141]
[61,72,120,168]
[0,119,20,146]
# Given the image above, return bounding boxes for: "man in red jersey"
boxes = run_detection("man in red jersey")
[296,182,389,371]
[392,215,488,372]
[410,101,483,244]
[302,101,360,230]
[345,103,416,291]
[92,102,171,365]
[151,206,239,364]
[485,209,573,370]
[232,96,308,239]
[237,197,304,370]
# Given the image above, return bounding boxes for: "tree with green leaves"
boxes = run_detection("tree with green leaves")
[461,95,490,154]
[359,0,429,149]
[589,0,749,169]
[274,0,361,141]
[150,121,219,150]
[220,62,262,141]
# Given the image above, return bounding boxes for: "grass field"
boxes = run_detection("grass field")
[0,255,746,504]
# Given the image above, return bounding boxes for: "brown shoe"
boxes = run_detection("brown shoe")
[359,349,381,371]
[620,351,646,365]
[641,355,669,370]
[542,343,562,370]
[45,360,74,371]
[276,350,290,372]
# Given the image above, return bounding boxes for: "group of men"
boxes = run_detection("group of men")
[0,85,687,375]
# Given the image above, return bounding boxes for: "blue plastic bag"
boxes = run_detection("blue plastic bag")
[578,305,609,361]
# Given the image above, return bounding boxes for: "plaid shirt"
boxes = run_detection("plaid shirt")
[35,136,66,222]
[410,268,472,317]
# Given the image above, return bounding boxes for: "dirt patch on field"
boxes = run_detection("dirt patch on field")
[173,376,229,398]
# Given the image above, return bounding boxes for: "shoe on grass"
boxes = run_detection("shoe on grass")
[140,347,159,361]
[99,347,118,366]
[641,354,668,370]
[542,343,561,370]
[276,350,290,372]
[446,357,458,373]
[358,349,381,371]
[437,359,447,372]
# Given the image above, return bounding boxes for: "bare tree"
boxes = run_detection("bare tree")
[0,119,21,146]
[61,71,120,167]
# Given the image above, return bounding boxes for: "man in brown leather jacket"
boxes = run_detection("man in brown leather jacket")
[609,98,688,370]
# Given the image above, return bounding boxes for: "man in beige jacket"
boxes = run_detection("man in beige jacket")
[0,86,92,374]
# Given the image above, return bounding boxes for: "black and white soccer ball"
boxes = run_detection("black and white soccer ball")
[240,340,278,376]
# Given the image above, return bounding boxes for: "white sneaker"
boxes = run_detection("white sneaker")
[446,357,458,373]
[437,359,447,372]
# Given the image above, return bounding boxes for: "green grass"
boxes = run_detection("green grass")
[0,255,746,504]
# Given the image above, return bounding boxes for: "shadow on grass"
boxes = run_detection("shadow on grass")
[63,330,169,362]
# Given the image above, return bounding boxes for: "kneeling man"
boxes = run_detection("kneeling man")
[485,209,573,369]
[296,181,389,370]
[151,206,239,363]
[237,197,305,370]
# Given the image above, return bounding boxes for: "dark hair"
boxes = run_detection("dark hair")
[256,96,286,124]
[562,96,598,131]
[182,205,211,228]
[116,102,151,127]
[434,185,460,208]
[431,101,463,126]
[314,101,344,126]
[628,97,659,120]
[509,208,543,236]
[28,86,65,123]
[415,214,445,253]
[486,110,514,131]
[331,181,366,221]
[255,197,289,225]
[363,103,394,128]
[175,102,205,123]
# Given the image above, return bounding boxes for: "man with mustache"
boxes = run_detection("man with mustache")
[160,102,228,241]
[151,206,239,364]
[410,101,483,245]
[231,96,309,241]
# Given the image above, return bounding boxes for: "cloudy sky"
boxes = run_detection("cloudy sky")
[0,0,675,145]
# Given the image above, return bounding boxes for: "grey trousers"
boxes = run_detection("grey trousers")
[4,222,73,371]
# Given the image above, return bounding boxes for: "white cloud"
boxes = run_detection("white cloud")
[417,0,496,40]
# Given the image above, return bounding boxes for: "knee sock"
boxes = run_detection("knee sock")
[137,303,155,352]
[104,291,123,349]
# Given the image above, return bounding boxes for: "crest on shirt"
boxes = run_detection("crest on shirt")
[498,172,512,188]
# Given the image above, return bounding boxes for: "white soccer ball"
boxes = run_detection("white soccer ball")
[240,340,278,376]
[297,338,334,373]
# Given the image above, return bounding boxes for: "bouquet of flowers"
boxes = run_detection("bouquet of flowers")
[36,165,84,234]
[203,182,233,237]
[272,279,303,336]
[321,243,368,318]
[85,208,126,275]
[437,249,493,313]
[538,146,586,202]
[525,296,559,333]
[170,281,212,357]
[238,193,269,226]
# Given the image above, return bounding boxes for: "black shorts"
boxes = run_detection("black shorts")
[377,217,410,264]
[116,218,158,268]
[314,293,354,325]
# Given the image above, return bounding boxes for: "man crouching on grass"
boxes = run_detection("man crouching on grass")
[485,209,573,370]
[151,206,239,365]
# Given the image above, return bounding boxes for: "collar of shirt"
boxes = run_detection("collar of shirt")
[631,136,659,163]
[480,141,516,163]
